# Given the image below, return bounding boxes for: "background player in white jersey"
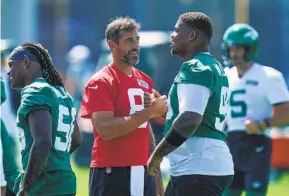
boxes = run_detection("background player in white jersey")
[222,24,289,196]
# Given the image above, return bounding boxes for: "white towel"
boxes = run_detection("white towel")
[130,166,145,196]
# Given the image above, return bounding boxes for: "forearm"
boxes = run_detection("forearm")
[97,108,152,140]
[267,111,289,127]
[153,111,201,158]
[260,104,289,129]
[21,144,50,191]
[149,126,156,155]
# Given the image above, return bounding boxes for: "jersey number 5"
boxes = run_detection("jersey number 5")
[229,89,247,118]
[215,87,229,132]
[128,88,147,128]
[54,105,77,152]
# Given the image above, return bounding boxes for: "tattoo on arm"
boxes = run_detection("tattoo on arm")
[153,139,178,157]
[21,110,52,191]
[153,111,202,157]
[21,147,50,190]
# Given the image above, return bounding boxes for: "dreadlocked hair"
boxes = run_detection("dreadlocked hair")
[20,42,64,87]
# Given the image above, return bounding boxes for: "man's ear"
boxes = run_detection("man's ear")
[189,29,197,41]
[107,40,117,50]
[23,55,31,69]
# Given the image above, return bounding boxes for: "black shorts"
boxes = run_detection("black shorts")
[227,132,272,192]
[89,167,156,196]
[165,174,233,196]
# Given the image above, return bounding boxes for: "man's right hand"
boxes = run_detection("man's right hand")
[148,95,167,119]
[144,89,162,108]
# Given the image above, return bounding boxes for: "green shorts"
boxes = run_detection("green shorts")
[14,170,76,196]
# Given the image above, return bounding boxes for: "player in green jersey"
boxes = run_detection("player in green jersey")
[1,76,7,196]
[147,12,234,196]
[7,42,81,196]
[1,74,21,196]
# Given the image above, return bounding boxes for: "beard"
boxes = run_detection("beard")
[122,51,140,66]
[230,57,245,66]
[170,44,186,57]
[171,48,177,55]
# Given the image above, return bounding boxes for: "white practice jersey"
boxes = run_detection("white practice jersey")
[226,63,289,133]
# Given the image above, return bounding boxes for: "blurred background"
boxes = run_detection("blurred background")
[1,0,289,195]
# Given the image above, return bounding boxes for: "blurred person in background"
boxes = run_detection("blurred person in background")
[147,12,234,196]
[65,45,95,110]
[7,42,81,196]
[222,24,289,196]
[80,16,166,196]
[1,40,22,196]
[65,45,96,167]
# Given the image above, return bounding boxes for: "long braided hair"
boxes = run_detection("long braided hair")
[20,42,64,87]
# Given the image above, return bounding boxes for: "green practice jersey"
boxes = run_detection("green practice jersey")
[17,78,76,172]
[1,76,6,104]
[164,53,229,141]
[1,76,22,191]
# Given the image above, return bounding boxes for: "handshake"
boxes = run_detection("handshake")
[144,90,167,119]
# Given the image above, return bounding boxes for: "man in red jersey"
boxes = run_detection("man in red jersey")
[80,17,167,196]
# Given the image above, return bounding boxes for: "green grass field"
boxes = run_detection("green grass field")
[74,167,289,196]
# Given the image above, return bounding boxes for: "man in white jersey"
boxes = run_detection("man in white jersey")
[222,24,289,196]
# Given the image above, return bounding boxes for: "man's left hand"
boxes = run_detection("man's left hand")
[147,153,163,177]
[245,119,261,135]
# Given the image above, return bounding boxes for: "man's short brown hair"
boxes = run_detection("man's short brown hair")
[105,16,141,43]
[179,12,213,41]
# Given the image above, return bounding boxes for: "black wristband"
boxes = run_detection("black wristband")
[165,129,187,147]
[264,119,271,128]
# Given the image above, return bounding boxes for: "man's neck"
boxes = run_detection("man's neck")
[112,59,133,75]
[181,46,209,62]
[24,71,42,86]
[236,62,254,76]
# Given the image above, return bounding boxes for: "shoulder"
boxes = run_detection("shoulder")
[257,64,282,78]
[184,58,212,72]
[85,65,117,88]
[180,58,213,80]
[134,68,154,87]
[22,79,52,96]
[21,79,53,107]
[134,68,152,81]
[253,64,284,85]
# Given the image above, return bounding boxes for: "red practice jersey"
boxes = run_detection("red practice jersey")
[80,64,154,167]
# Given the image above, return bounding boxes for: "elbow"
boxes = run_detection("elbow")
[34,140,52,154]
[194,115,203,127]
[98,132,113,141]
[96,124,114,141]
[75,135,82,148]
[183,111,203,127]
